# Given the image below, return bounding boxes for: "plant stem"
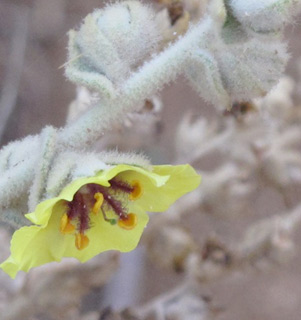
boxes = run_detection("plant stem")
[59,18,212,149]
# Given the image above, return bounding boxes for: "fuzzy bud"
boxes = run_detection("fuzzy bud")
[65,1,160,98]
[229,0,300,33]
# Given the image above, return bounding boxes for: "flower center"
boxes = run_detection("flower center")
[60,177,142,250]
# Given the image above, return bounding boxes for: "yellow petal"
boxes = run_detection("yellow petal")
[119,164,201,212]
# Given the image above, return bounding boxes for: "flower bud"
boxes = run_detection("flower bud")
[66,1,160,95]
[229,0,299,33]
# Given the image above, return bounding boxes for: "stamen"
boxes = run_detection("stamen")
[130,181,143,200]
[104,194,127,220]
[60,213,75,234]
[109,178,134,193]
[60,178,140,242]
[75,233,90,250]
[66,201,78,220]
[92,192,104,215]
[89,184,128,220]
[118,213,138,230]
[74,193,90,233]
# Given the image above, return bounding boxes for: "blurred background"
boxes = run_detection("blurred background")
[0,1,301,320]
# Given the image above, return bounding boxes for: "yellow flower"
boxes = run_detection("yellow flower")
[0,164,200,278]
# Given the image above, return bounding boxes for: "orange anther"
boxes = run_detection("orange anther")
[129,181,143,200]
[60,213,75,234]
[92,192,104,215]
[75,233,90,250]
[117,213,138,230]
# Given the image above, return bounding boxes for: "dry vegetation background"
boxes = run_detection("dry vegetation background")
[0,0,301,319]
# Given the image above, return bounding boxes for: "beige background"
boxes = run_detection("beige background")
[0,1,301,319]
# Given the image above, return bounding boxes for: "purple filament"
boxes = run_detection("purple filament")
[69,192,90,233]
[109,178,134,193]
[88,183,128,220]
